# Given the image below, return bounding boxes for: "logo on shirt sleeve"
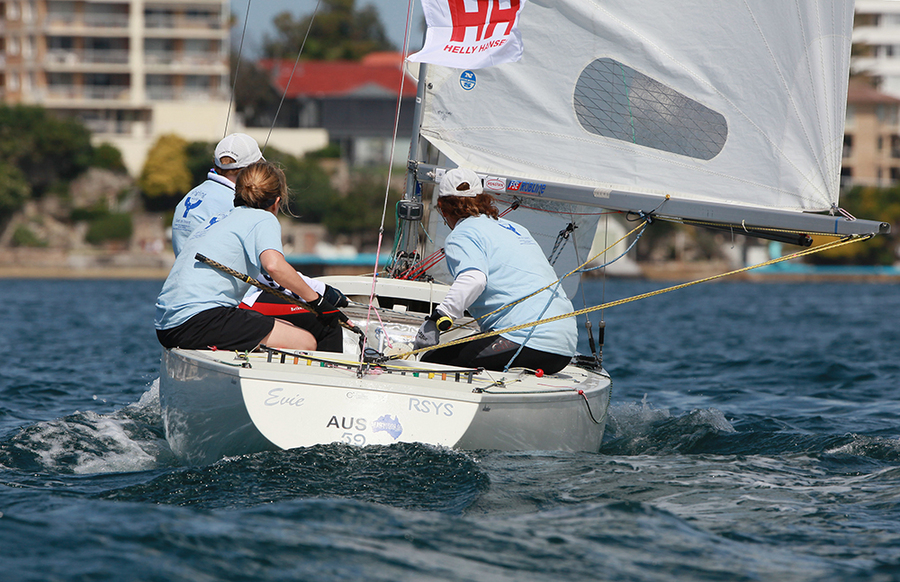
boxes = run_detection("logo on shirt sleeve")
[182,197,202,217]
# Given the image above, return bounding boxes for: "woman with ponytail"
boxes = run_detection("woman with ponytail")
[414,168,576,375]
[154,161,343,352]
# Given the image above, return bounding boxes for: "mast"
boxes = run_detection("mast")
[389,62,430,277]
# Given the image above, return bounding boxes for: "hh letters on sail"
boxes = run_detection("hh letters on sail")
[408,0,527,69]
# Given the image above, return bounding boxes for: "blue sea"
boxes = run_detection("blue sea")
[2,277,900,581]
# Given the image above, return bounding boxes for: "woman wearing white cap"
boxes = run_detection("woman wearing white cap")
[414,168,577,375]
[170,133,349,352]
[156,161,344,352]
[171,133,265,256]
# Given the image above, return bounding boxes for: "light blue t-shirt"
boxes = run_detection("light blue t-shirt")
[444,215,577,356]
[171,172,236,256]
[155,207,283,330]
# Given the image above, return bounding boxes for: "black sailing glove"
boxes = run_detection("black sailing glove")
[311,294,347,327]
[322,284,350,308]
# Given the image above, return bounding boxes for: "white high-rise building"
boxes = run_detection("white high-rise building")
[0,1,327,174]
[0,1,232,172]
[853,0,900,97]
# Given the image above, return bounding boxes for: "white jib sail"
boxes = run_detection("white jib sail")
[416,0,853,214]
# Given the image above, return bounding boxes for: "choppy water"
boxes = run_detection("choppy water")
[2,277,900,581]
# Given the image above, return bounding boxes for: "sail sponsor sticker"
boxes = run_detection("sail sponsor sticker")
[460,70,477,90]
[507,180,546,195]
[484,176,506,192]
[407,0,527,70]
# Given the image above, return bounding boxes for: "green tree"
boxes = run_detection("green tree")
[139,134,192,208]
[325,172,401,246]
[0,105,93,198]
[262,0,395,60]
[85,213,133,245]
[90,143,128,173]
[806,185,900,265]
[0,161,32,218]
[265,148,340,222]
[231,57,282,127]
[185,140,217,186]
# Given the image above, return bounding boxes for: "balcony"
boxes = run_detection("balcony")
[144,50,223,67]
[84,14,130,28]
[146,86,227,101]
[47,49,129,66]
[145,14,222,30]
[46,13,129,30]
[43,84,131,102]
[82,118,135,135]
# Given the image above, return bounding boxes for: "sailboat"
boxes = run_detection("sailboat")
[158,0,887,465]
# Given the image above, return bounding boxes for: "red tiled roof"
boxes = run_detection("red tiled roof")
[258,52,418,98]
[847,78,900,105]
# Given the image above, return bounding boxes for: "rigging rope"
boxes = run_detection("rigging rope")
[224,0,253,136]
[447,219,649,332]
[362,0,419,361]
[386,234,873,361]
[263,0,321,153]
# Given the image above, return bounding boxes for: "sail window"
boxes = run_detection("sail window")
[574,58,727,160]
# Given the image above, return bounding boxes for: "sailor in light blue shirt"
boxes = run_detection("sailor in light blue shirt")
[416,168,577,375]
[171,133,264,256]
[156,205,282,331]
[156,161,344,353]
[444,214,577,356]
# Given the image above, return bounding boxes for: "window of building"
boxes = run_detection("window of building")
[145,8,174,28]
[891,135,900,158]
[840,166,853,189]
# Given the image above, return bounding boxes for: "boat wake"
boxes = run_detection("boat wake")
[0,380,176,475]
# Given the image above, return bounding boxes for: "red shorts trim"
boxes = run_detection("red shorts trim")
[240,301,311,317]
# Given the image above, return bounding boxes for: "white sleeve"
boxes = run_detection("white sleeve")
[438,269,486,320]
[242,271,324,306]
[300,272,325,295]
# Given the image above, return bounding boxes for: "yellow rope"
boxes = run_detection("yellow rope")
[391,234,872,360]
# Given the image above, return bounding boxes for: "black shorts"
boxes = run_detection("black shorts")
[421,335,571,375]
[156,306,276,351]
[241,290,343,353]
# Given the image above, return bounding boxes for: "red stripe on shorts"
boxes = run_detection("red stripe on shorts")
[239,302,311,316]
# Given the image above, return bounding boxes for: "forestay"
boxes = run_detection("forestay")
[414,0,882,234]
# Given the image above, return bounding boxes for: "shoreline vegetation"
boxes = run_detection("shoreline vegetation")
[2,248,899,283]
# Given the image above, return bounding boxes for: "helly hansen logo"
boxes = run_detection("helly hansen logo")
[448,0,521,42]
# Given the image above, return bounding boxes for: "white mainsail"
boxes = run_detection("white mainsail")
[409,0,885,237]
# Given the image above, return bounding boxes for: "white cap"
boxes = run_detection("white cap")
[438,168,483,198]
[214,133,264,170]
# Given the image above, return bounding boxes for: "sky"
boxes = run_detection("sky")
[229,0,423,57]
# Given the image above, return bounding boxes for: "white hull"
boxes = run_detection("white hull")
[159,276,611,465]
[160,347,611,465]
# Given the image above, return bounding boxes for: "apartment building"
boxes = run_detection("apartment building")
[842,79,900,187]
[0,0,327,174]
[854,0,900,97]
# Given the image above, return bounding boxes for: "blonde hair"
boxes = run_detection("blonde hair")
[234,161,287,210]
